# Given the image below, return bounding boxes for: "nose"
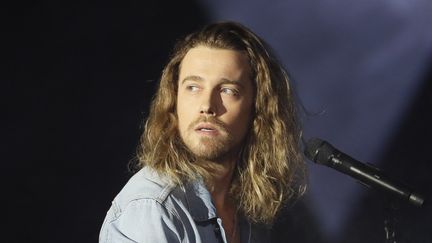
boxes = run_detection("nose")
[200,105,216,116]
[199,90,218,116]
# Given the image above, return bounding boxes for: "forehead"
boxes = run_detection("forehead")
[179,46,252,81]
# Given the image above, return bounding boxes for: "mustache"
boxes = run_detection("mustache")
[187,116,228,133]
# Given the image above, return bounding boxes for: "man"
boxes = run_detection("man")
[100,22,305,243]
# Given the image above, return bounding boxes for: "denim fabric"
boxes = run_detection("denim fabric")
[99,167,269,243]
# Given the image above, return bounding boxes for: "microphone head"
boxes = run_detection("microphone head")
[304,138,335,165]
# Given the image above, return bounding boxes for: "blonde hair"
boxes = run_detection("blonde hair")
[137,22,306,225]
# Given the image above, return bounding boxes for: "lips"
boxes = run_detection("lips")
[195,122,218,132]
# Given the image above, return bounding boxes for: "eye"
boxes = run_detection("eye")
[221,87,239,96]
[186,85,200,92]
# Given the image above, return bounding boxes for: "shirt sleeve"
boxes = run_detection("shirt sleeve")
[99,199,183,243]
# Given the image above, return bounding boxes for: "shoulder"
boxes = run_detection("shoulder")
[239,216,271,243]
[99,167,187,242]
[114,167,177,207]
[251,223,271,243]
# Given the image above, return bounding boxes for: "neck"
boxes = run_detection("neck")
[212,163,235,207]
[208,156,240,243]
[206,152,238,212]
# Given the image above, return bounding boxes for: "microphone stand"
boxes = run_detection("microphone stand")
[303,138,426,242]
[383,198,400,243]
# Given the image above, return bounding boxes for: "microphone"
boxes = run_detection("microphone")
[304,137,425,207]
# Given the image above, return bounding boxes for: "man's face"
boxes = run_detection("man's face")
[176,46,254,161]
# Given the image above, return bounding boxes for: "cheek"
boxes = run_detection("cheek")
[226,103,253,136]
[177,112,188,134]
[176,97,187,131]
[177,96,195,133]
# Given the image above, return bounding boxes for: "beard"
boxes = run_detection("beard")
[188,134,234,161]
[180,117,236,161]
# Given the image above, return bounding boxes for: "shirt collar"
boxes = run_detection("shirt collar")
[182,176,257,242]
[183,178,218,222]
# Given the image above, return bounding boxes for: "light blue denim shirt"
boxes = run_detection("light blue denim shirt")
[99,167,269,243]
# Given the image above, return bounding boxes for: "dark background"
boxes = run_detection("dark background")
[4,1,431,242]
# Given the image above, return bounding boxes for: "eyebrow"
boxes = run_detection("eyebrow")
[181,75,203,84]
[181,75,245,88]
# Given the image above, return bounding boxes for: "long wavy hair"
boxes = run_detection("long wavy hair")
[137,22,306,225]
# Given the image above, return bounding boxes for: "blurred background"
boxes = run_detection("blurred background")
[3,0,432,242]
